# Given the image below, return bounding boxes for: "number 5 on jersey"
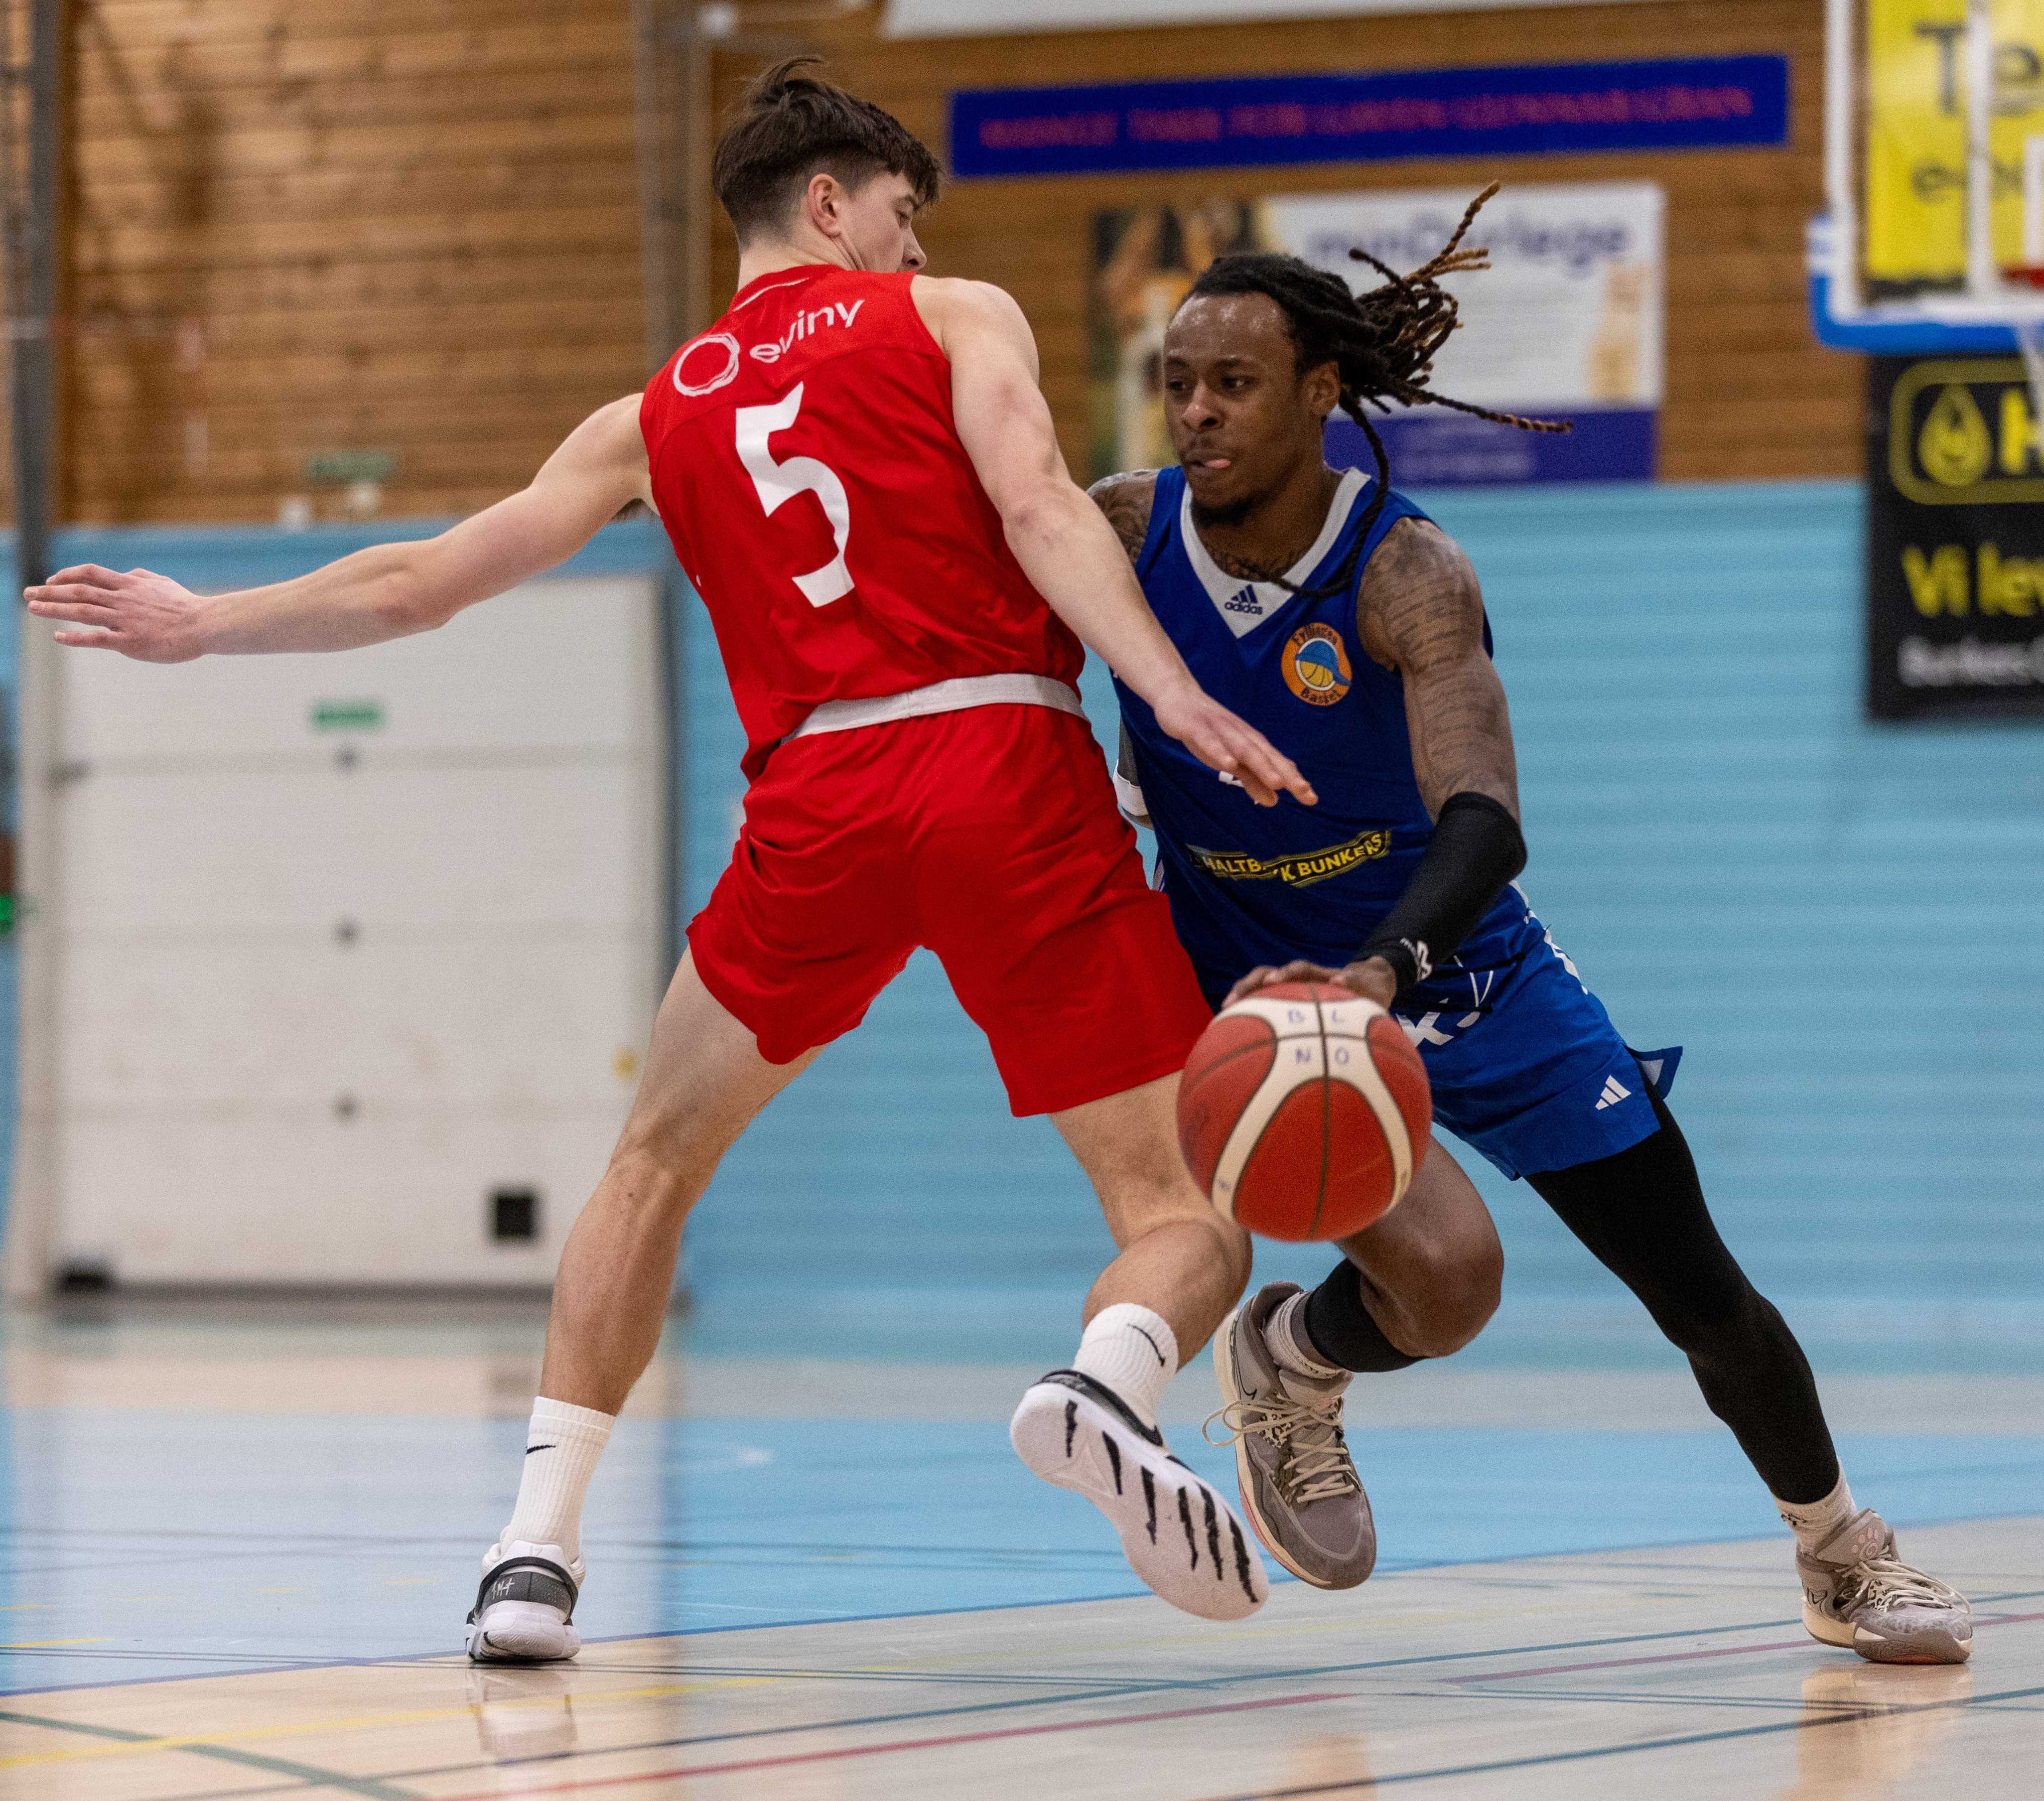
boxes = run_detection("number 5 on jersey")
[734,383,854,607]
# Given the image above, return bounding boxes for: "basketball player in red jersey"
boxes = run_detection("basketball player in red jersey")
[29,62,1312,1644]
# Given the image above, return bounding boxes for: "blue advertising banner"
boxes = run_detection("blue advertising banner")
[952,56,1788,180]
[1334,409,1657,486]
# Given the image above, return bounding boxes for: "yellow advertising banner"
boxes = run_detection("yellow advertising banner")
[1865,0,2044,286]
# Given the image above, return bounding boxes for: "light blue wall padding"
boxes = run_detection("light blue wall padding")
[0,519,683,1254]
[7,487,2043,1341]
[678,480,2044,1321]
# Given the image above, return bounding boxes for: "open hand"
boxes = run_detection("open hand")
[1225,956,1398,1009]
[1151,685,1316,809]
[26,564,204,662]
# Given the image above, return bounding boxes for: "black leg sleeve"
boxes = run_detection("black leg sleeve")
[1526,1086,1841,1506]
[1302,1259,1424,1374]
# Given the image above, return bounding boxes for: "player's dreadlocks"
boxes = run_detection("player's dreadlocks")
[1182,184,1569,593]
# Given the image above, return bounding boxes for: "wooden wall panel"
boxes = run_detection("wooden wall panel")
[52,0,1850,525]
[65,0,646,524]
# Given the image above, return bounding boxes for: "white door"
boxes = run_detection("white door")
[47,577,667,1286]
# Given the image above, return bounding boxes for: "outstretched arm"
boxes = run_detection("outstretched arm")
[917,276,1312,811]
[1226,519,1526,1006]
[27,395,654,660]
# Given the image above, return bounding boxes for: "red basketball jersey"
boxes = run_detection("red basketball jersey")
[641,265,1084,781]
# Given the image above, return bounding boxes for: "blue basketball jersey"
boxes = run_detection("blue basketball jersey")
[1116,464,1521,1005]
[1117,463,1678,1182]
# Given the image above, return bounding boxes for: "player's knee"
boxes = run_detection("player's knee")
[1126,1183,1250,1298]
[603,1115,725,1220]
[1210,1212,1253,1300]
[1400,1229,1501,1358]
[1646,1273,1773,1361]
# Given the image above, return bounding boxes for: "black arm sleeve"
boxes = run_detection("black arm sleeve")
[1360,791,1527,991]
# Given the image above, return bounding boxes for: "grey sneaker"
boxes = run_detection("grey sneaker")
[1798,1509,1972,1664]
[1208,1281,1375,1589]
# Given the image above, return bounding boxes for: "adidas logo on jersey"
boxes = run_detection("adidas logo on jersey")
[1594,1075,1632,1111]
[1223,586,1264,615]
[751,299,867,366]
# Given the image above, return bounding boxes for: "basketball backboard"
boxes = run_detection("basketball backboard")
[1815,0,2044,353]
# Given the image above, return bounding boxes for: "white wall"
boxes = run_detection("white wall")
[48,576,667,1286]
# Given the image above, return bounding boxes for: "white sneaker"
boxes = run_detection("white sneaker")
[1011,1369,1269,1622]
[465,1540,584,1663]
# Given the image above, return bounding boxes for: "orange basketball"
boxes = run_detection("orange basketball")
[1176,981,1432,1242]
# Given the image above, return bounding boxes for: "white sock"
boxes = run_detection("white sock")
[501,1397,614,1568]
[1267,1290,1348,1386]
[1774,1472,1856,1554]
[1071,1304,1178,1429]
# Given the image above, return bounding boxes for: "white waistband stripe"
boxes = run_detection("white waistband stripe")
[786,674,1088,741]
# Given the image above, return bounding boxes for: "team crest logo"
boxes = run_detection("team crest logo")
[1283,624,1351,706]
[672,331,741,397]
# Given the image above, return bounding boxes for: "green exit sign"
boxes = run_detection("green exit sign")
[311,699,385,732]
[304,450,398,485]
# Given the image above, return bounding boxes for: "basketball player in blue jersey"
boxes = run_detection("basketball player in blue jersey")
[1090,194,1972,1664]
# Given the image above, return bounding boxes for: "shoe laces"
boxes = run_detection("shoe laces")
[1833,1555,1966,1617]
[1205,1386,1360,1506]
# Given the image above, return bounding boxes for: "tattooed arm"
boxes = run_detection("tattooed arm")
[1088,470,1160,567]
[1357,518,1517,817]
[1226,518,1527,1008]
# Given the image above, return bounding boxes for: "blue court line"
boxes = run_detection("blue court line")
[169,1665,2044,1801]
[8,1412,2035,1691]
[1199,1684,2044,1799]
[2,1521,2036,1702]
[248,1595,2044,1794]
[17,1593,2043,1801]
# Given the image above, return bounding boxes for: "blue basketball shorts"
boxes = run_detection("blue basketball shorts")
[1188,884,1678,1181]
[1386,888,1678,1180]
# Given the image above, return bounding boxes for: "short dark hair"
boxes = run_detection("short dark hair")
[712,57,943,244]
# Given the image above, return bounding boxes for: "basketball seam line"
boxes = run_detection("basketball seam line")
[1312,989,1331,1240]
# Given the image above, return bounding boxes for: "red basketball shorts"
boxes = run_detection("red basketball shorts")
[687,702,1212,1116]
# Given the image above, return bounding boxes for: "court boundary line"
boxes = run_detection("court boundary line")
[8,1592,2039,1795]
[196,1597,2044,1799]
[427,1692,1352,1800]
[2,1511,2035,1701]
[1194,1681,2044,1798]
[0,1705,419,1800]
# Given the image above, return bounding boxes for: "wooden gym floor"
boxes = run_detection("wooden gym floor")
[0,1295,2037,1799]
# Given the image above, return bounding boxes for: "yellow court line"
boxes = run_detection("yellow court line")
[0,1673,778,1771]
[0,1606,50,1613]
[0,1639,113,1650]
[0,1578,1740,1774]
